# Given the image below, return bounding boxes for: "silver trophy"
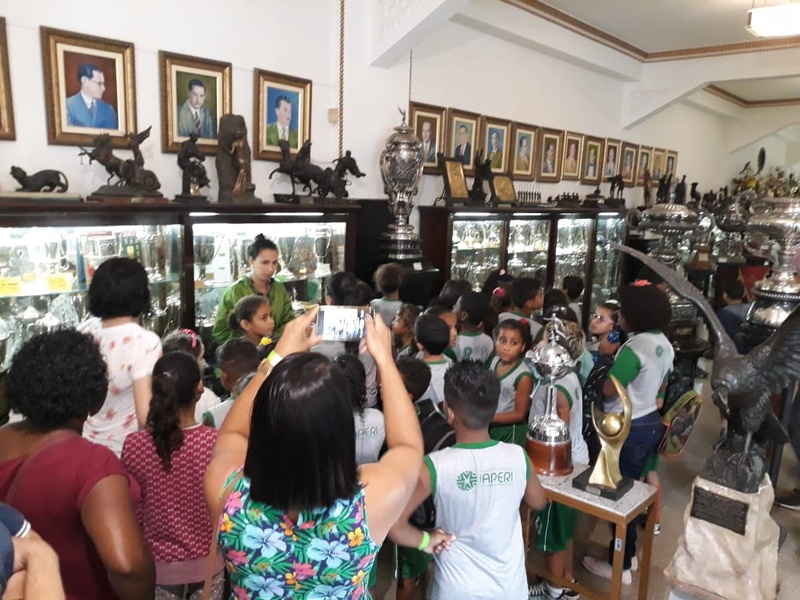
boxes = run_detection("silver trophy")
[194,235,216,283]
[379,109,424,260]
[714,191,751,264]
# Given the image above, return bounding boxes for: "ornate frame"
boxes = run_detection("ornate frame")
[0,18,15,140]
[253,69,312,161]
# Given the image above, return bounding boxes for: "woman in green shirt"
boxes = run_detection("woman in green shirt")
[212,234,295,344]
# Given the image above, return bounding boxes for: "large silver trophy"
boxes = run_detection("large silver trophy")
[714,191,751,264]
[379,109,424,260]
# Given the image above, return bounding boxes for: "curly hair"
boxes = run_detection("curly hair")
[618,283,672,333]
[87,257,151,319]
[147,352,201,470]
[7,330,108,430]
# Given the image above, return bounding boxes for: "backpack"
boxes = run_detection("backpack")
[658,390,702,457]
[580,353,614,463]
[411,399,456,529]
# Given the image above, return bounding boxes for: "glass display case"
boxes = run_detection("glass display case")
[450,216,505,290]
[507,217,551,281]
[591,213,627,308]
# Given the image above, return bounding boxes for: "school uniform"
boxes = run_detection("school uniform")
[487,356,533,446]
[454,332,494,363]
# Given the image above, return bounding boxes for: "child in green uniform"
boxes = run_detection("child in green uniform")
[453,291,494,363]
[370,262,404,327]
[392,303,420,358]
[487,318,534,446]
[415,314,454,406]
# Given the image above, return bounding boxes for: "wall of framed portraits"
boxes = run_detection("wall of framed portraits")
[0,0,760,219]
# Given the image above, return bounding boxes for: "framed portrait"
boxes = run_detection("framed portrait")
[580,135,603,185]
[159,51,231,154]
[490,175,516,203]
[537,128,564,183]
[620,142,638,186]
[253,69,312,161]
[40,27,136,147]
[635,146,653,186]
[440,155,469,201]
[602,138,621,180]
[666,150,679,177]
[479,117,511,175]
[509,122,537,181]
[652,148,667,181]
[445,108,480,176]
[0,18,15,140]
[410,101,446,175]
[561,132,584,181]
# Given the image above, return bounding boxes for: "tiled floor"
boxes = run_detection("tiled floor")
[373,364,800,599]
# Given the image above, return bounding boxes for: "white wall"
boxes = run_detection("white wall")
[0,0,730,213]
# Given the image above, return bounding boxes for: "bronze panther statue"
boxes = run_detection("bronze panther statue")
[10,166,69,192]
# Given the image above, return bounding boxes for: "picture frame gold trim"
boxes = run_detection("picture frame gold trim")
[620,141,638,186]
[40,26,136,147]
[479,116,512,175]
[440,155,469,200]
[580,135,603,185]
[0,17,16,141]
[509,122,538,181]
[410,101,446,175]
[602,138,621,181]
[491,174,516,203]
[536,128,564,183]
[159,51,231,155]
[652,148,667,180]
[561,132,584,181]
[666,150,679,177]
[444,107,480,176]
[635,146,652,186]
[253,68,312,161]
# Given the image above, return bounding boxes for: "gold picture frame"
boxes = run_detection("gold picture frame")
[635,146,653,186]
[40,27,136,147]
[581,135,603,185]
[410,101,446,175]
[253,69,312,161]
[445,107,480,176]
[0,18,15,140]
[562,132,584,181]
[652,148,667,180]
[620,141,638,186]
[491,175,516,203]
[666,150,679,177]
[440,155,469,200]
[509,122,538,181]
[537,128,564,183]
[602,138,621,180]
[479,116,512,175]
[159,51,232,154]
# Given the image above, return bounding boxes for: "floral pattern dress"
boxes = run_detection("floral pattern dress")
[218,471,378,599]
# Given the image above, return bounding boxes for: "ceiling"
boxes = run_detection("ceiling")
[520,0,800,105]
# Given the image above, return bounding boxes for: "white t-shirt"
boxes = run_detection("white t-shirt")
[194,387,221,423]
[530,370,589,464]
[369,297,402,328]
[79,319,162,456]
[203,398,234,429]
[354,408,385,465]
[454,332,494,363]
[418,356,454,405]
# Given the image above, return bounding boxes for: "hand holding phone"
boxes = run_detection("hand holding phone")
[315,306,366,342]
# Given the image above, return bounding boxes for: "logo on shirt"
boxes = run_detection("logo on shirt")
[463,347,473,359]
[356,426,380,439]
[656,346,664,357]
[456,470,477,491]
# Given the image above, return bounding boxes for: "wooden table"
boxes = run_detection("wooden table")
[526,464,658,600]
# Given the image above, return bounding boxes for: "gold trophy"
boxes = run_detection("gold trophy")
[573,375,635,500]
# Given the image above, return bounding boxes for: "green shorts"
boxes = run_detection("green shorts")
[642,452,660,476]
[394,544,433,581]
[489,422,527,447]
[535,501,578,553]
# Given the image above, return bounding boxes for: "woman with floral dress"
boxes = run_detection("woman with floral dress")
[205,309,445,598]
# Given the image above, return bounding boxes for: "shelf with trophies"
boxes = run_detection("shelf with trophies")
[418,206,628,324]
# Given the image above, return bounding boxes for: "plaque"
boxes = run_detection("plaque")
[690,486,749,535]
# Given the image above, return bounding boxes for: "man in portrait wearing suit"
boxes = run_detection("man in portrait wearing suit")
[265,94,298,149]
[585,147,598,178]
[604,147,617,177]
[65,63,118,129]
[177,79,216,139]
[420,120,436,163]
[514,136,530,172]
[488,130,503,169]
[454,124,471,165]
[542,142,556,174]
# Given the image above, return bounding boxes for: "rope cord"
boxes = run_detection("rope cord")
[338,0,345,157]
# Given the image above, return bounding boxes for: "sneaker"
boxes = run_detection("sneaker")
[630,556,639,572]
[582,556,632,585]
[654,523,661,535]
[774,488,800,511]
[563,587,581,599]
[529,580,549,600]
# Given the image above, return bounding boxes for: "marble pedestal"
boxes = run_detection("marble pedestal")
[665,476,779,600]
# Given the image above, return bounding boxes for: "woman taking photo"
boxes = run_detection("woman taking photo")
[212,234,295,344]
[205,309,432,598]
[0,330,154,600]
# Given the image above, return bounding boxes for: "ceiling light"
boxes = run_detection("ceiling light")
[746,3,800,37]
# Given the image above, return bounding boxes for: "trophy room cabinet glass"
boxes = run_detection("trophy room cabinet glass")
[191,220,347,331]
[507,216,551,281]
[450,215,505,291]
[0,224,182,371]
[554,216,593,313]
[590,214,627,308]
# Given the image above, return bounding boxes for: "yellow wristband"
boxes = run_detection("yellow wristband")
[267,350,283,366]
[416,530,430,551]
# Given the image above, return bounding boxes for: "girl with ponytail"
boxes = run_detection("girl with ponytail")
[121,352,224,599]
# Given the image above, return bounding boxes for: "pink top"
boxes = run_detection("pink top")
[121,425,218,582]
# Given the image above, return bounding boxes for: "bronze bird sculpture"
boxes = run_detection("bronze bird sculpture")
[612,243,800,493]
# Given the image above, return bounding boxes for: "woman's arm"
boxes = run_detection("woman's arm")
[132,377,152,429]
[81,475,154,600]
[491,375,533,424]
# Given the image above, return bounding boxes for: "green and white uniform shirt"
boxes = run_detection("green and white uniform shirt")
[454,332,495,363]
[487,356,533,417]
[369,297,402,328]
[425,440,530,600]
[421,356,454,405]
[530,370,589,464]
[607,331,674,419]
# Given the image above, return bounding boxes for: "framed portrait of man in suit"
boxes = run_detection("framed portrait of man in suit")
[510,122,537,181]
[160,51,231,155]
[561,132,584,181]
[635,146,652,186]
[580,135,604,185]
[620,142,638,186]
[253,69,312,161]
[479,117,511,175]
[41,27,136,147]
[536,128,564,183]
[410,101,446,175]
[652,148,667,181]
[666,150,679,177]
[0,18,15,141]
[444,108,479,176]
[603,138,621,181]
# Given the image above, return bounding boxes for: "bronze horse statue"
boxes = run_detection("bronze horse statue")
[269,140,363,201]
[79,127,160,192]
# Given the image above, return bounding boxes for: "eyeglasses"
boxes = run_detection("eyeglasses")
[89,79,106,88]
[590,313,614,323]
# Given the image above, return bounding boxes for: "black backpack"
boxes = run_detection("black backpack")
[410,399,456,529]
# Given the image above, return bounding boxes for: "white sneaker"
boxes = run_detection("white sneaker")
[630,556,639,572]
[582,556,632,585]
[529,580,549,600]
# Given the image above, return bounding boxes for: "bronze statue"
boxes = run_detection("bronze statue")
[269,140,363,202]
[609,174,624,199]
[10,166,68,192]
[469,149,492,205]
[643,168,652,206]
[78,127,161,196]
[217,114,259,204]
[176,134,210,201]
[612,243,800,493]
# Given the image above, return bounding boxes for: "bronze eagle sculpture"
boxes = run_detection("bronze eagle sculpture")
[612,243,800,493]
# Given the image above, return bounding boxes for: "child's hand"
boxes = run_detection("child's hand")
[273,306,322,358]
[363,313,394,366]
[426,529,456,554]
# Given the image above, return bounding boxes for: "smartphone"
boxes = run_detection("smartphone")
[315,305,366,342]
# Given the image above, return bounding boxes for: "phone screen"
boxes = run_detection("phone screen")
[315,306,366,342]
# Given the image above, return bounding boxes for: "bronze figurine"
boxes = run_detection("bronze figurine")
[217,114,260,204]
[10,166,68,192]
[176,134,210,201]
[78,127,161,196]
[269,140,363,202]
